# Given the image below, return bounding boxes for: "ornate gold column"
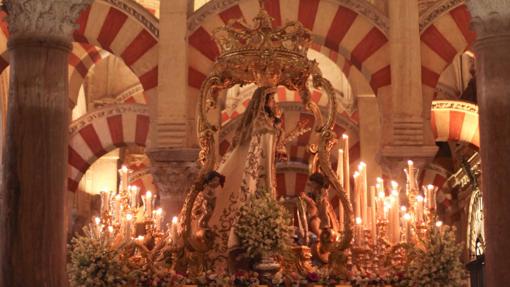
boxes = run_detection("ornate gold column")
[378,0,437,178]
[147,0,198,220]
[0,1,91,286]
[466,1,510,286]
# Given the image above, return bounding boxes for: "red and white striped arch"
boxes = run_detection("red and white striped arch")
[68,104,150,192]
[188,0,391,101]
[420,4,475,99]
[0,0,159,104]
[73,0,158,101]
[68,43,110,105]
[431,100,479,148]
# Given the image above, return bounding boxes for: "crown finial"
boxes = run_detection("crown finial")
[211,1,313,87]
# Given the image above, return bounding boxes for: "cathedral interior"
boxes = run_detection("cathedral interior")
[0,0,508,286]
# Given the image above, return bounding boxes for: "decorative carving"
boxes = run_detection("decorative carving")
[102,0,159,38]
[4,0,92,42]
[69,104,148,136]
[419,0,463,32]
[188,0,389,36]
[466,0,510,39]
[149,160,199,198]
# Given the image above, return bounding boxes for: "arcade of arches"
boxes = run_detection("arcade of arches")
[0,0,508,286]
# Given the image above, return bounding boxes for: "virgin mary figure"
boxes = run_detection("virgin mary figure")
[204,86,285,266]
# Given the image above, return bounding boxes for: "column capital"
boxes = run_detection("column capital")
[4,0,92,44]
[466,0,510,40]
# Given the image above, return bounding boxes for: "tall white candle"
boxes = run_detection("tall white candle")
[336,148,344,227]
[353,172,360,220]
[359,162,368,229]
[342,134,350,207]
[125,213,133,239]
[416,195,424,224]
[369,186,376,244]
[119,165,129,193]
[144,191,153,218]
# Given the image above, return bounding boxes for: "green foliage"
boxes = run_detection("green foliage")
[68,226,131,287]
[235,192,294,259]
[398,223,467,287]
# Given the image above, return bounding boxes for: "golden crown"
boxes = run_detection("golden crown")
[212,0,315,88]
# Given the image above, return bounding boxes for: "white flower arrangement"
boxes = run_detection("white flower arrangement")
[234,192,294,259]
[68,225,131,287]
[398,223,467,287]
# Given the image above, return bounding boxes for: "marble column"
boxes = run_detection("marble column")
[0,1,91,286]
[378,0,437,179]
[466,1,510,286]
[148,0,198,221]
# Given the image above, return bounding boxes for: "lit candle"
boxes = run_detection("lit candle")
[94,217,101,238]
[143,191,153,217]
[342,134,350,207]
[114,194,121,223]
[359,162,368,229]
[353,172,360,220]
[416,195,424,224]
[407,160,415,192]
[155,208,163,231]
[125,213,133,239]
[369,186,376,244]
[425,185,437,212]
[170,216,179,242]
[389,182,400,244]
[403,213,412,242]
[355,217,363,245]
[337,148,344,228]
[119,165,129,193]
[337,149,344,184]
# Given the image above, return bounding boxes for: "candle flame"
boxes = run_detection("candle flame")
[121,165,128,172]
[108,226,114,233]
[376,177,383,183]
[353,171,360,178]
[391,181,398,189]
[400,206,407,212]
[416,195,424,202]
[146,191,152,198]
[378,191,386,199]
[435,221,443,227]
[407,160,414,166]
[172,216,178,225]
[126,213,133,221]
[342,134,349,139]
[355,217,362,225]
[427,184,434,191]
[94,217,101,225]
[156,208,163,215]
[403,213,412,221]
[137,235,144,241]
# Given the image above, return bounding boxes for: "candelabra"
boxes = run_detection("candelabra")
[345,160,441,277]
[91,165,179,250]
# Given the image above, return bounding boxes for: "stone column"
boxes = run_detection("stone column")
[378,0,437,179]
[0,1,91,286]
[148,0,198,221]
[466,1,510,286]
